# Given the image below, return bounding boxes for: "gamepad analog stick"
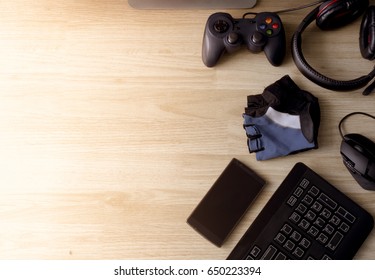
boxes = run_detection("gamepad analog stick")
[228,32,240,44]
[250,31,266,52]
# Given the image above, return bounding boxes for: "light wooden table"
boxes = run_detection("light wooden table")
[0,0,374,259]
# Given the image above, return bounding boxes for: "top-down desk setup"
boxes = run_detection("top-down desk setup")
[0,0,375,259]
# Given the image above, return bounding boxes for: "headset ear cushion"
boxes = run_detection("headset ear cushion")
[316,0,344,29]
[317,0,369,30]
[360,6,375,60]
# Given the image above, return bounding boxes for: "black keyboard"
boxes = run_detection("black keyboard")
[227,162,374,260]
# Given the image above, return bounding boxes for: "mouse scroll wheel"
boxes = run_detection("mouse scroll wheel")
[354,144,364,153]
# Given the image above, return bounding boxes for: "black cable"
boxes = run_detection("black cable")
[243,0,325,18]
[338,112,375,139]
[274,0,325,14]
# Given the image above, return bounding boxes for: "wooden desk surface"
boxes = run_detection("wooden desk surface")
[0,0,374,259]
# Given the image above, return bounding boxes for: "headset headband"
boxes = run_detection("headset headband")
[291,6,375,95]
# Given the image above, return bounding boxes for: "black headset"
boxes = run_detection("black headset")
[291,0,375,95]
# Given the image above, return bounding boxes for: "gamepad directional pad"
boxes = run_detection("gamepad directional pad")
[202,12,286,67]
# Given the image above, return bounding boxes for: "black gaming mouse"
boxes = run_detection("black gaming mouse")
[340,133,375,190]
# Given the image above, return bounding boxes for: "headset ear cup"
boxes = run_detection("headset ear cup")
[317,0,344,29]
[317,0,369,30]
[291,5,375,92]
[360,6,375,60]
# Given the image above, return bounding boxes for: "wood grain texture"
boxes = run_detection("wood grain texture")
[0,0,374,259]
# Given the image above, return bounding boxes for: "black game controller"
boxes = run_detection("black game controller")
[202,12,286,67]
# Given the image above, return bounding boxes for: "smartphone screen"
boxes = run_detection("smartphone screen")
[187,158,266,247]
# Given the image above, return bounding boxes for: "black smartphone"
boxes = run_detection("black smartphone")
[187,158,266,247]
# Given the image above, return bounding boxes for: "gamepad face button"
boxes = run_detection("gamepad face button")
[266,29,273,36]
[259,24,267,30]
[265,17,273,24]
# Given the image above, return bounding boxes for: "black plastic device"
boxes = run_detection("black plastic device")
[339,112,375,191]
[228,162,374,260]
[291,0,375,95]
[202,12,286,67]
[187,158,265,247]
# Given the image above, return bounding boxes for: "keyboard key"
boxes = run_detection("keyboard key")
[323,224,335,235]
[275,252,287,260]
[294,187,304,197]
[261,245,277,259]
[322,255,332,260]
[308,226,319,237]
[339,222,350,232]
[281,223,293,235]
[345,212,356,223]
[300,178,309,188]
[314,217,325,228]
[249,246,261,258]
[318,193,337,210]
[311,201,322,212]
[308,186,320,196]
[289,212,301,223]
[298,219,310,230]
[296,203,307,214]
[305,210,316,221]
[336,207,347,217]
[317,233,329,244]
[299,238,311,249]
[320,208,331,219]
[291,231,302,242]
[302,195,314,205]
[327,232,344,251]
[284,240,295,251]
[287,196,298,207]
[329,215,341,226]
[293,247,305,258]
[274,233,287,244]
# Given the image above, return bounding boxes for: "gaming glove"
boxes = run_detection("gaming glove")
[243,75,320,160]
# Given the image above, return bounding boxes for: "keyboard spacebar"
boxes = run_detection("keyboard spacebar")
[261,245,277,259]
